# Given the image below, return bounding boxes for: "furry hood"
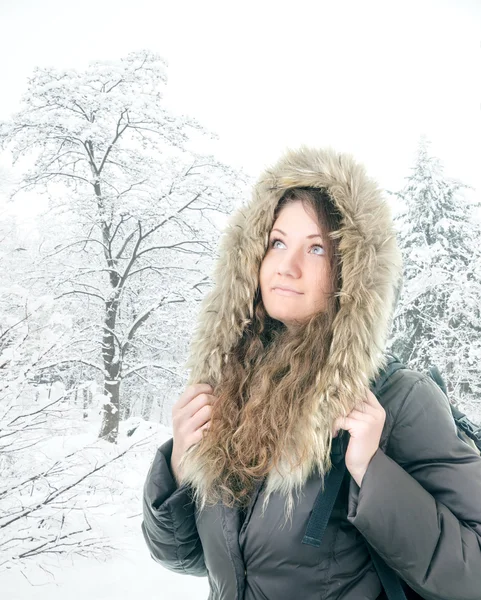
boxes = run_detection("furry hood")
[182,145,403,507]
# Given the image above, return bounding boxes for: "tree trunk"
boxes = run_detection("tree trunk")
[98,292,121,442]
[122,396,131,421]
[141,393,154,421]
[98,376,120,442]
[83,387,89,419]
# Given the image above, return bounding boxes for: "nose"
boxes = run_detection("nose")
[276,251,302,278]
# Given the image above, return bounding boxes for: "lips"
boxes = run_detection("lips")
[272,287,303,295]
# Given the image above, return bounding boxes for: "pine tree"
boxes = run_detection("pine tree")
[389,138,481,419]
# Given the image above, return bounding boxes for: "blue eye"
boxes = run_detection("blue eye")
[311,245,325,256]
[269,238,325,255]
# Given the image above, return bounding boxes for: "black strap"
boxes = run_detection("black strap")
[303,455,407,598]
[303,359,408,599]
[427,366,448,396]
[302,436,346,547]
[450,405,481,450]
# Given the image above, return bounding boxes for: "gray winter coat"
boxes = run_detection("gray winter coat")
[142,368,481,599]
[141,147,481,599]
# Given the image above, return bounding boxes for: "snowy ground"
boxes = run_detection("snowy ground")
[2,420,209,600]
[3,532,208,600]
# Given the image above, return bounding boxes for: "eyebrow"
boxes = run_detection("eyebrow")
[271,228,323,239]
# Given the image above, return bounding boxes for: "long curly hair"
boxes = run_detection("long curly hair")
[184,187,343,509]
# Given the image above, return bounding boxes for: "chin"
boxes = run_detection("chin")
[267,307,302,323]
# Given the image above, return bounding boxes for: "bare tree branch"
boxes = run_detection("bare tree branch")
[0,434,155,530]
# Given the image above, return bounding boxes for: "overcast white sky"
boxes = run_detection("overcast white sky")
[0,0,480,200]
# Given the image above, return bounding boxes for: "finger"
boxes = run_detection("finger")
[191,421,211,445]
[200,421,211,430]
[177,383,213,409]
[348,408,376,422]
[334,415,358,434]
[183,393,215,419]
[353,401,377,416]
[195,421,211,436]
[191,404,212,430]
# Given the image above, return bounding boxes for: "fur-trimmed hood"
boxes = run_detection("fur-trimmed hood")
[181,145,403,508]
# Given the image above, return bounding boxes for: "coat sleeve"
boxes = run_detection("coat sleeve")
[347,374,481,600]
[141,437,207,577]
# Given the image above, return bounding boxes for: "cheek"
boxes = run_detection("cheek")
[259,258,270,287]
[259,259,276,300]
[314,265,332,295]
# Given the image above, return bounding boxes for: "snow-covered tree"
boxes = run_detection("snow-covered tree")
[0,202,159,575]
[389,139,481,419]
[0,50,249,442]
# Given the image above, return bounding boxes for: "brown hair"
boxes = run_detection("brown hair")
[188,188,343,509]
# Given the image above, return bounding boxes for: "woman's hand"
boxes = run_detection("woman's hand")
[170,383,215,485]
[333,389,386,486]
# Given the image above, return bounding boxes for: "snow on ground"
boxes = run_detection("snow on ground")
[3,526,208,600]
[2,419,209,600]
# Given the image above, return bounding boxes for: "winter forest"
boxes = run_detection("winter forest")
[1,42,480,600]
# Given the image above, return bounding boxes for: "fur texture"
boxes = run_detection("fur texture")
[181,145,403,517]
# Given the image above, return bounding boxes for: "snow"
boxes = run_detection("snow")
[1,421,209,600]
[2,525,208,600]
[3,539,208,600]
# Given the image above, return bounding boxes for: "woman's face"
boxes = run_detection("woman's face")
[259,200,332,329]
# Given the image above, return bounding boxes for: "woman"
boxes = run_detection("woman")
[141,146,481,599]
